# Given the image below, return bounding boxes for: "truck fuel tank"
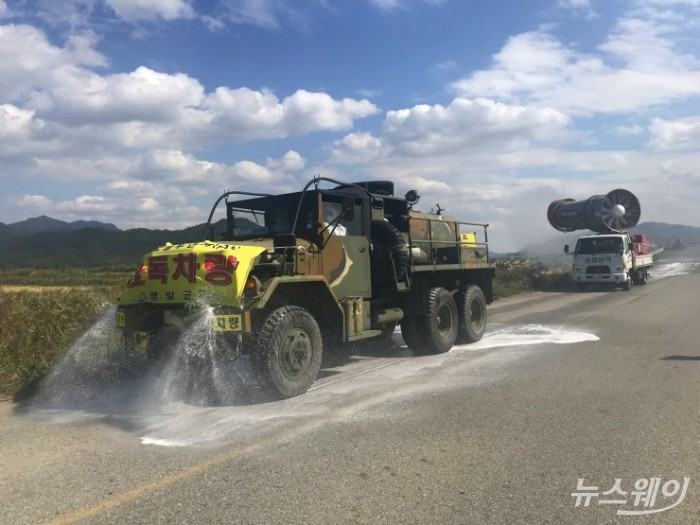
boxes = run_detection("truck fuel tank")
[547,188,641,234]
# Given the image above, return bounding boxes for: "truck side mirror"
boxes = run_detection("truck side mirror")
[564,244,569,254]
[341,197,355,221]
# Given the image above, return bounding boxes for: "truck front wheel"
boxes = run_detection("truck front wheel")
[456,285,487,344]
[252,306,323,399]
[622,273,632,291]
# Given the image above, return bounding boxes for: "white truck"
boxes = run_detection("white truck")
[564,232,660,291]
[548,188,662,291]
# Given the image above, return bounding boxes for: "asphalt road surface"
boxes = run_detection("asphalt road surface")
[1,250,699,525]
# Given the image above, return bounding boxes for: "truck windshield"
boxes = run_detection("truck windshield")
[225,193,317,241]
[575,237,623,255]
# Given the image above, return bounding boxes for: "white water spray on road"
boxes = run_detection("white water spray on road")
[649,259,700,280]
[25,305,598,448]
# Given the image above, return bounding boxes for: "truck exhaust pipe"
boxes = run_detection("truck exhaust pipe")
[547,188,641,234]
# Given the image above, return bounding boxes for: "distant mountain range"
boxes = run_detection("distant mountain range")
[0,215,120,237]
[1,216,699,267]
[0,216,226,267]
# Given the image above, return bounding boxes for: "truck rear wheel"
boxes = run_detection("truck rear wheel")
[252,306,323,399]
[633,267,648,285]
[456,285,487,344]
[411,287,458,355]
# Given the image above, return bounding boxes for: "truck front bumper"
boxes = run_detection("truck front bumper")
[116,303,251,334]
[575,272,628,284]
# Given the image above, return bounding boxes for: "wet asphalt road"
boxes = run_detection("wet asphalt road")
[1,252,699,525]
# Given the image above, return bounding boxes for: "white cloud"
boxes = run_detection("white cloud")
[0,25,107,101]
[139,197,160,211]
[223,0,280,29]
[366,0,446,12]
[203,88,378,142]
[231,160,275,181]
[451,18,700,115]
[265,150,305,171]
[0,24,378,176]
[648,117,700,151]
[368,0,401,10]
[331,132,384,164]
[0,104,36,138]
[334,97,571,161]
[105,0,195,21]
[56,195,116,213]
[19,194,52,208]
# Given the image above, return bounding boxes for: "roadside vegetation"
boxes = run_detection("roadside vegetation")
[0,262,572,400]
[492,258,574,299]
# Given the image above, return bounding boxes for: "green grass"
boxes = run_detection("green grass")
[0,261,572,400]
[0,267,132,400]
[0,266,133,287]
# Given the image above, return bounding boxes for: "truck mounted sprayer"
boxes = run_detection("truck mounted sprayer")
[116,178,496,400]
[547,188,662,292]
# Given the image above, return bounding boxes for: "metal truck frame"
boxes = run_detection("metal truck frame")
[116,178,495,399]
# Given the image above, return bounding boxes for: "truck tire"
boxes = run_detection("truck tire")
[637,268,648,285]
[147,325,180,361]
[371,220,409,281]
[413,287,459,355]
[400,316,427,350]
[622,273,632,291]
[455,285,487,344]
[252,306,323,399]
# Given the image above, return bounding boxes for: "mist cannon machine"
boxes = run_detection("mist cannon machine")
[547,188,641,234]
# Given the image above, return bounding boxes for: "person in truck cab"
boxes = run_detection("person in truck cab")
[322,202,347,236]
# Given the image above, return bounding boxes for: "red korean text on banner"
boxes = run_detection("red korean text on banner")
[172,252,198,283]
[203,254,239,286]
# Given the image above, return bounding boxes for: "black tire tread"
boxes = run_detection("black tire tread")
[455,284,487,344]
[252,306,322,399]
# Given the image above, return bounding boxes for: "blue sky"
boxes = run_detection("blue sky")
[1,0,699,251]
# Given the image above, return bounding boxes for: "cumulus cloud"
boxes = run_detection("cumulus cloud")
[204,88,377,143]
[451,15,700,115]
[648,117,700,151]
[0,23,377,175]
[4,149,312,230]
[330,97,571,165]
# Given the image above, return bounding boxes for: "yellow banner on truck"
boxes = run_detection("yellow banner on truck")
[117,241,266,307]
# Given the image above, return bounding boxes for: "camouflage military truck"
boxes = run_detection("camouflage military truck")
[116,178,495,399]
